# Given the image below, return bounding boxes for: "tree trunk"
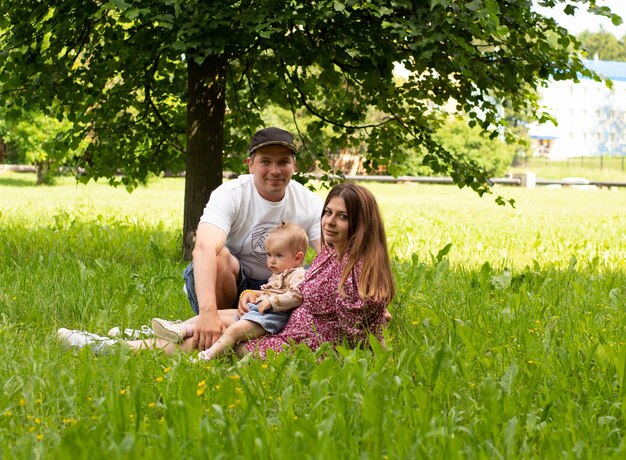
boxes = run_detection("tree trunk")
[183,56,227,260]
[35,160,50,185]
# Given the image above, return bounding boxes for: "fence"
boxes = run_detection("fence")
[516,155,626,171]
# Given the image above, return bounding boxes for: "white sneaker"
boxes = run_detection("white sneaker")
[57,328,117,353]
[107,325,154,340]
[151,318,186,343]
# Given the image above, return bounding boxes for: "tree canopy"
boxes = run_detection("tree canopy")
[578,30,626,61]
[0,0,622,258]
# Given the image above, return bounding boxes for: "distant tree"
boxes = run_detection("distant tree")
[437,118,517,177]
[578,30,626,61]
[0,109,83,184]
[0,0,622,258]
[404,116,518,177]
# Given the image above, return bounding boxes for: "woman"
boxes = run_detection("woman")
[58,183,395,358]
[238,182,395,358]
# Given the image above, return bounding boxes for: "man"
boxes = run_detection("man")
[184,127,323,350]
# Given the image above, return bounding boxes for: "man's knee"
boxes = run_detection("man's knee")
[215,247,240,278]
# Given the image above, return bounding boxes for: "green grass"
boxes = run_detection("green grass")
[510,156,626,182]
[1,171,626,458]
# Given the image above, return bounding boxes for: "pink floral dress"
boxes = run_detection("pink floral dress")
[245,247,387,358]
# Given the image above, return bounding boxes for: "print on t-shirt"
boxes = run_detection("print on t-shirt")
[238,221,279,279]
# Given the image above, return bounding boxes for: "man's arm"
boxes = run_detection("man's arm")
[192,223,230,350]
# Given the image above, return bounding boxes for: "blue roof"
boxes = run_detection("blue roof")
[582,59,626,82]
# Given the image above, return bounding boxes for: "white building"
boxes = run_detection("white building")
[528,59,626,160]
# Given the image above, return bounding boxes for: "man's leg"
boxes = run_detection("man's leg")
[183,247,241,314]
[214,246,240,309]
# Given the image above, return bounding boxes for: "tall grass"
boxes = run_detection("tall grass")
[1,171,626,458]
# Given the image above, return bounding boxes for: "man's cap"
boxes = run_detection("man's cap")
[248,127,298,155]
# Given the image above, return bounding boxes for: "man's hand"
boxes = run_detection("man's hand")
[257,299,272,313]
[193,311,224,350]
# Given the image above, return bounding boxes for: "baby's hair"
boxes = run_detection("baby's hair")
[266,221,308,255]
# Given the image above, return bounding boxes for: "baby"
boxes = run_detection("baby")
[151,222,308,360]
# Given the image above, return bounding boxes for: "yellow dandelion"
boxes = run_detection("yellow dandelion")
[34,418,41,424]
[119,389,126,395]
[229,375,240,381]
[411,321,419,325]
[3,411,13,417]
[235,387,243,395]
[293,415,298,420]
[214,385,221,391]
[163,367,171,373]
[155,377,164,383]
[19,399,26,407]
[196,388,205,396]
[29,426,35,432]
[36,434,44,441]
[148,402,156,408]
[261,364,268,369]
[197,380,206,387]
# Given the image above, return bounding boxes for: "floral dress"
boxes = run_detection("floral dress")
[245,247,387,358]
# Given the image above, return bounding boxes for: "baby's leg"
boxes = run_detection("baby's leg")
[199,320,266,360]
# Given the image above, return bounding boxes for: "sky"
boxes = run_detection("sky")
[534,0,626,37]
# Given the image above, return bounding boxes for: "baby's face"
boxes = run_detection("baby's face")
[265,237,301,274]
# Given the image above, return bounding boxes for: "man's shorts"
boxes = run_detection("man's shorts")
[239,303,290,334]
[183,261,267,315]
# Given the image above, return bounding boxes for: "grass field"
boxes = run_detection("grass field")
[1,171,626,458]
[509,156,626,183]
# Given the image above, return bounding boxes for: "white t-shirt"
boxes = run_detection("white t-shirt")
[199,174,323,280]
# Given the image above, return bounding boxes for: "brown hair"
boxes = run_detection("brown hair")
[266,221,309,255]
[321,183,395,303]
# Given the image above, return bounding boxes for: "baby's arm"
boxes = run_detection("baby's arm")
[256,297,272,313]
[262,268,306,313]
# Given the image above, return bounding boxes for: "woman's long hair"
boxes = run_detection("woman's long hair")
[321,183,395,304]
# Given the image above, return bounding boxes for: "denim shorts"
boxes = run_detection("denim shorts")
[239,303,291,334]
[183,261,267,314]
